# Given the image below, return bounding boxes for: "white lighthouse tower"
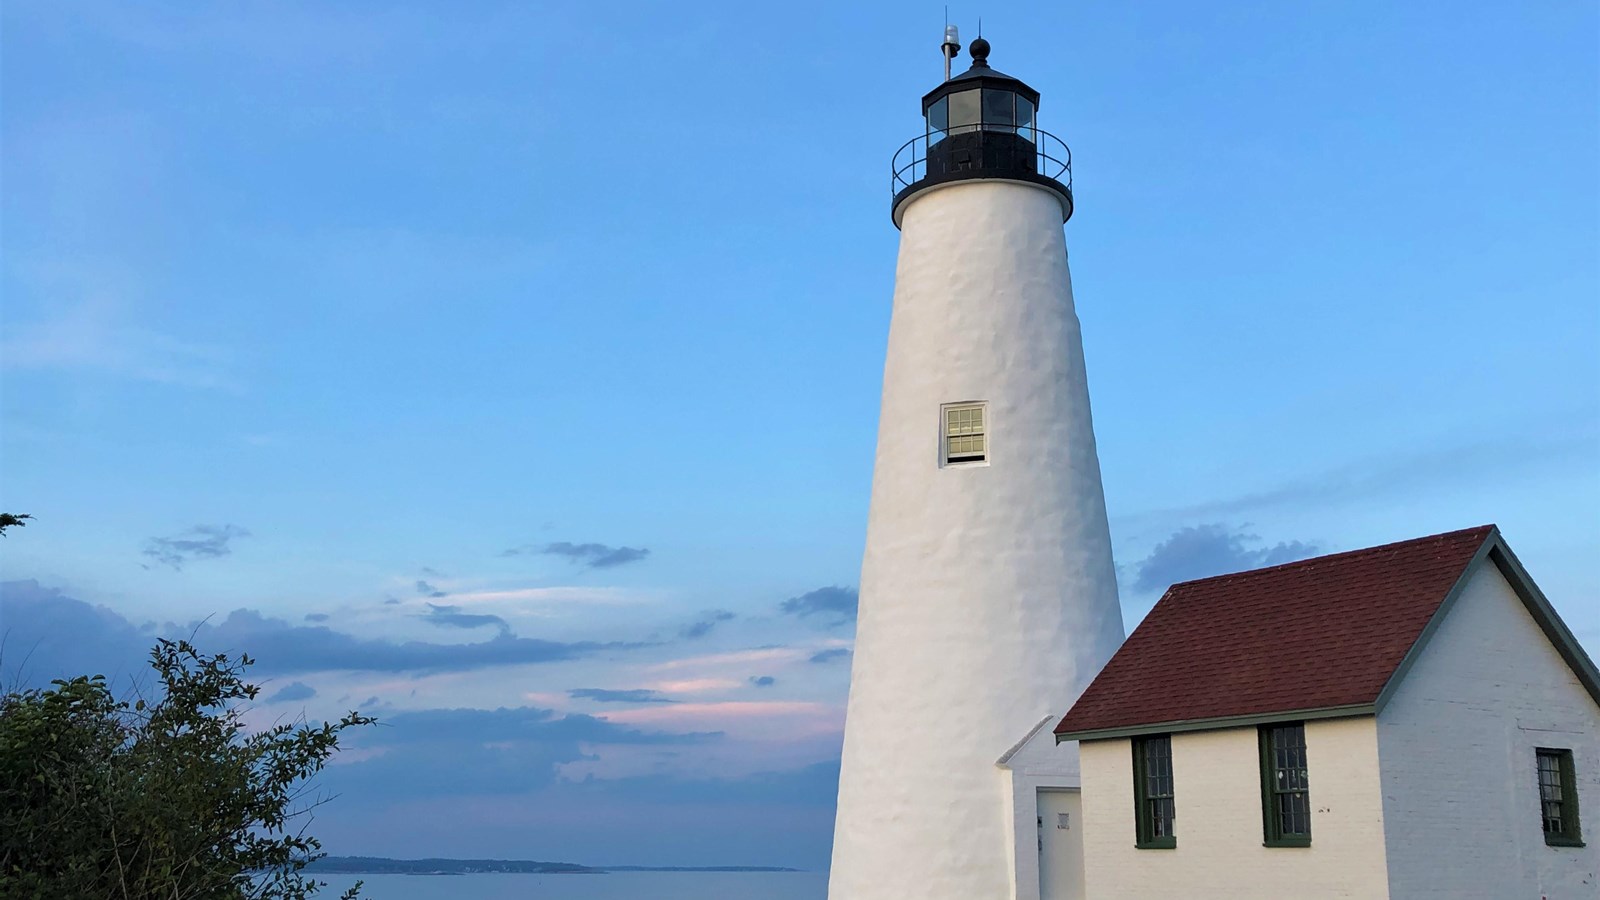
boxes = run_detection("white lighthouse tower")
[829,34,1126,900]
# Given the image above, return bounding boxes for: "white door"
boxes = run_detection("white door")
[1037,789,1085,900]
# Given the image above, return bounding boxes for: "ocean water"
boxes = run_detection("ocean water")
[320,871,828,900]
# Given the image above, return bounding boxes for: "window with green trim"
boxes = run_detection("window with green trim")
[1132,734,1175,848]
[1537,748,1584,847]
[1259,723,1311,847]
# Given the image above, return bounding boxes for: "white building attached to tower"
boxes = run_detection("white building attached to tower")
[828,34,1124,900]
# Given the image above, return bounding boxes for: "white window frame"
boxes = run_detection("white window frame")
[940,401,989,467]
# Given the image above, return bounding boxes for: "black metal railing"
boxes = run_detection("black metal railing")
[891,126,1072,199]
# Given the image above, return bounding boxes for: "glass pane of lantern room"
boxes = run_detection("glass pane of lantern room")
[926,97,948,140]
[947,89,980,134]
[1017,97,1035,142]
[982,89,1016,133]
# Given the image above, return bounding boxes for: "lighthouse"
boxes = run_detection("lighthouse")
[829,33,1126,900]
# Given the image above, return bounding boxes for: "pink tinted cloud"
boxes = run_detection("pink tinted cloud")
[600,700,843,740]
[645,678,742,694]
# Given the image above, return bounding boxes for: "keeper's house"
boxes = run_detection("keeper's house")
[1054,525,1600,899]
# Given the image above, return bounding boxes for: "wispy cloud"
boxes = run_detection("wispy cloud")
[502,541,651,569]
[420,602,509,633]
[187,608,645,675]
[1131,524,1319,594]
[568,688,678,704]
[648,647,803,673]
[646,678,742,694]
[415,580,447,598]
[779,586,858,625]
[440,586,651,608]
[304,613,330,623]
[679,610,735,640]
[141,524,250,571]
[598,700,840,730]
[266,681,317,703]
[1122,429,1597,526]
[322,705,722,799]
[1,299,236,390]
[0,582,647,679]
[808,647,851,664]
[749,676,776,688]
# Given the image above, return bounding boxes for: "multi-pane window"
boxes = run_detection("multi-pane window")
[1537,748,1584,847]
[1259,723,1312,846]
[944,404,986,464]
[1132,734,1175,848]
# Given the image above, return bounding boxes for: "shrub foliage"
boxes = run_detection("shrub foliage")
[0,639,374,899]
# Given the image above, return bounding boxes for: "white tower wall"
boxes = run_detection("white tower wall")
[829,179,1126,899]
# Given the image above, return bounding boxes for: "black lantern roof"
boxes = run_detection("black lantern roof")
[890,37,1073,227]
[920,37,1040,114]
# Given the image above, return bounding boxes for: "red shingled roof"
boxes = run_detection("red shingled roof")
[1054,525,1496,739]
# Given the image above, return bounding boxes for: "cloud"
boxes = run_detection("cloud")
[322,705,720,798]
[304,613,330,623]
[646,678,741,694]
[779,586,858,624]
[1122,427,1597,526]
[1132,524,1319,594]
[141,524,249,571]
[188,608,642,675]
[568,688,678,704]
[415,579,446,598]
[807,648,851,665]
[679,610,735,640]
[565,758,839,807]
[749,676,776,688]
[649,647,800,673]
[420,602,509,633]
[0,581,645,680]
[503,541,650,569]
[0,580,153,688]
[0,299,236,390]
[266,681,317,703]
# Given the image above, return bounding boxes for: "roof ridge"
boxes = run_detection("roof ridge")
[1164,524,1495,592]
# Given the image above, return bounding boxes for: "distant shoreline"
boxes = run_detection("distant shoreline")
[306,856,802,876]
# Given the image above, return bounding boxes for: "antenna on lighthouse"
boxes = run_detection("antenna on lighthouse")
[941,19,961,81]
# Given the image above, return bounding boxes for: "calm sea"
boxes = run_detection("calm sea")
[320,871,827,900]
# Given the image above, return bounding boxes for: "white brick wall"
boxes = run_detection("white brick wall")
[1376,560,1600,899]
[1079,717,1391,898]
[998,717,1085,900]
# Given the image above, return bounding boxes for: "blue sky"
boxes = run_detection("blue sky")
[2,0,1596,871]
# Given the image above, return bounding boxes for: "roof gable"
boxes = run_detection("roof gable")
[1054,525,1600,742]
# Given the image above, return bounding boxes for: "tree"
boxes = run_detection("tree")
[0,639,375,899]
[0,513,30,536]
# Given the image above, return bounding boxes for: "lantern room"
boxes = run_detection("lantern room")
[890,38,1073,227]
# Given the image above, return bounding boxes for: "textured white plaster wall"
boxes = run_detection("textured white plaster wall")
[828,180,1126,900]
[1377,561,1600,898]
[1079,718,1391,899]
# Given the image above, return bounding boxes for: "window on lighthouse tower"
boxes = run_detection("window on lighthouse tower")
[943,403,987,465]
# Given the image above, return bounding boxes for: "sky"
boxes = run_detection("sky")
[2,0,1597,872]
